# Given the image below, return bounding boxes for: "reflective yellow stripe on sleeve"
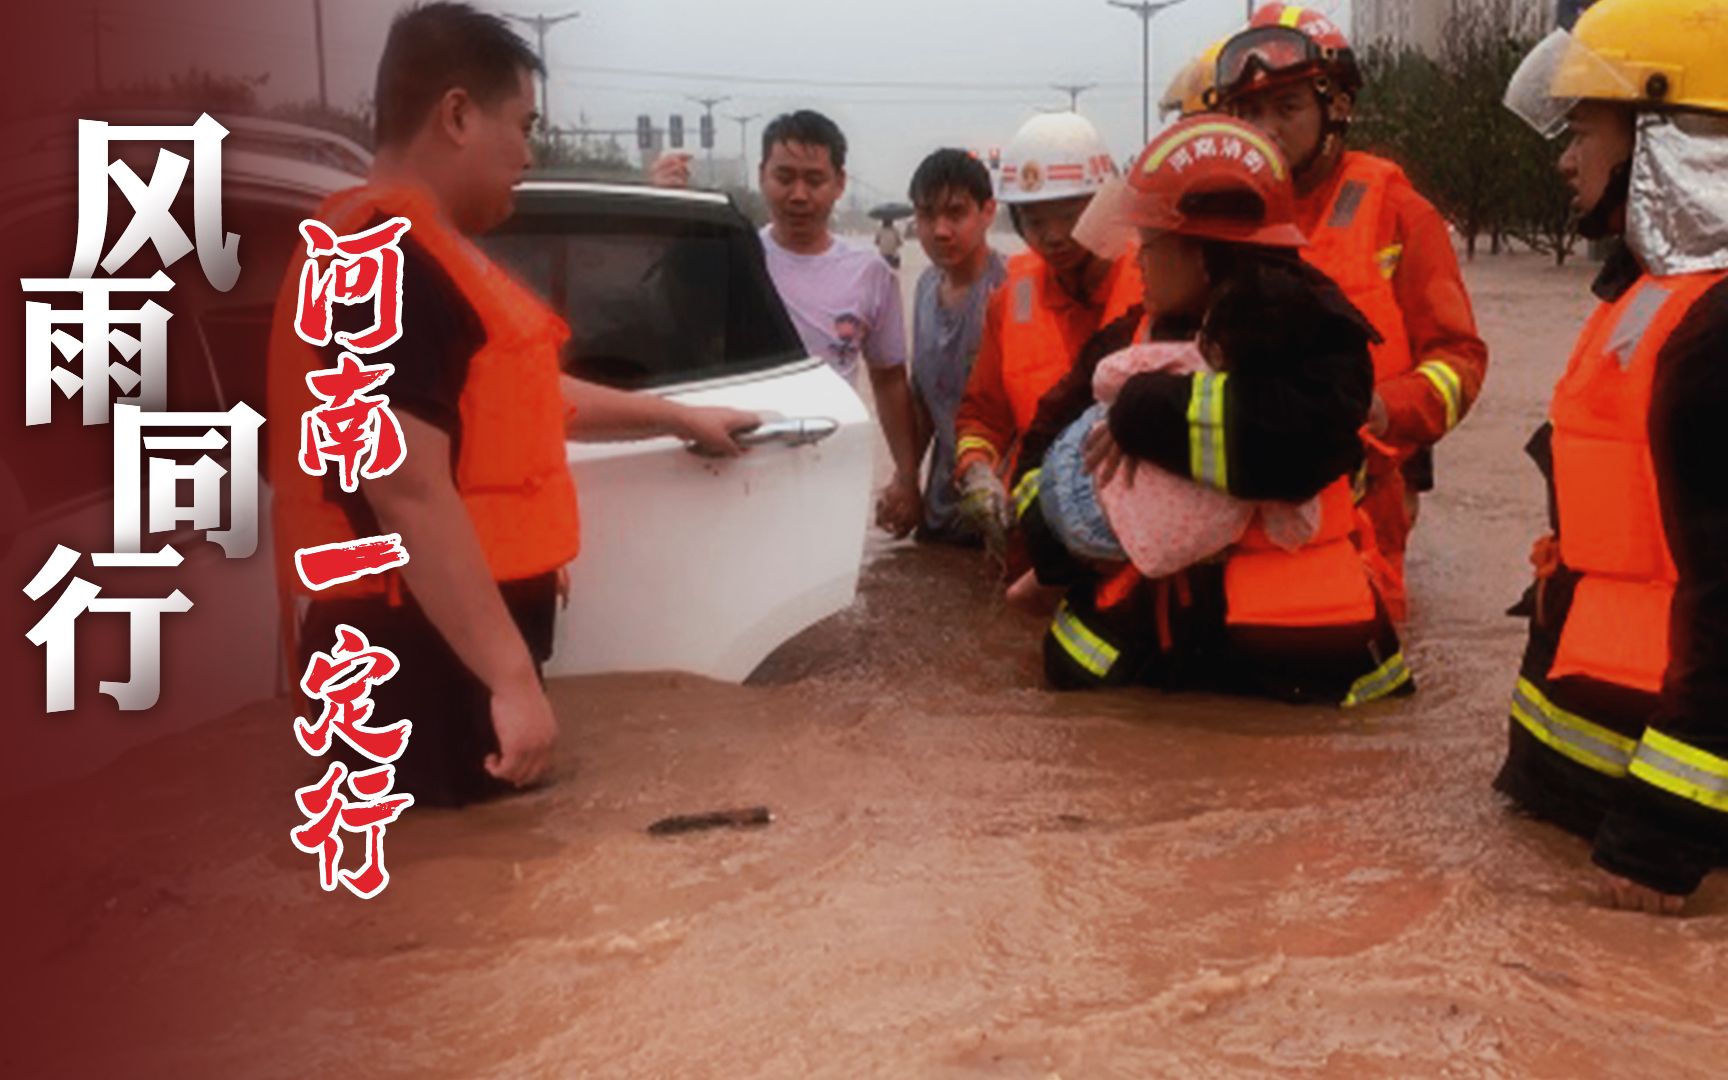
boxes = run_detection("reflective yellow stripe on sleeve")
[1342,651,1412,707]
[957,435,1000,463]
[1186,370,1229,493]
[1051,601,1119,679]
[1510,677,1635,777]
[1375,243,1404,280]
[1416,359,1465,431]
[1013,468,1042,521]
[1629,729,1728,812]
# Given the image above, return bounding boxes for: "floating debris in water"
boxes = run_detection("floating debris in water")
[647,806,774,836]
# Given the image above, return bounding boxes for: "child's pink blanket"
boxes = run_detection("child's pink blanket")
[1093,342,1321,579]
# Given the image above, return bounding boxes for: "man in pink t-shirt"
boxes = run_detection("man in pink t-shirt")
[757,109,922,538]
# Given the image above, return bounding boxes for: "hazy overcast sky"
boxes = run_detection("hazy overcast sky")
[71,0,1352,201]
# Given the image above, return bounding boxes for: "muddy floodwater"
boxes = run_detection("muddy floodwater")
[10,252,1727,1078]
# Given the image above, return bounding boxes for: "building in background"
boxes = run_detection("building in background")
[1352,0,1560,52]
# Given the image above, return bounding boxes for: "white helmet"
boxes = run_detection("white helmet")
[997,112,1117,205]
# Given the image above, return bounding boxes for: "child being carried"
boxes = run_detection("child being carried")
[1030,276,1326,583]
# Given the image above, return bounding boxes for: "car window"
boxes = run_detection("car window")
[483,194,805,390]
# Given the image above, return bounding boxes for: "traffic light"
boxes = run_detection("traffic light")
[699,112,715,150]
[637,114,652,150]
[668,114,685,149]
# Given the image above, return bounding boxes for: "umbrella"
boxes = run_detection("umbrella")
[868,202,914,222]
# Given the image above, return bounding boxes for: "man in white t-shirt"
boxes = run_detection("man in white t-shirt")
[757,110,922,537]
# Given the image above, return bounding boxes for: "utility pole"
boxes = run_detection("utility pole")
[312,0,328,110]
[1052,82,1097,112]
[1107,0,1197,147]
[689,94,730,182]
[728,113,760,190]
[504,10,581,135]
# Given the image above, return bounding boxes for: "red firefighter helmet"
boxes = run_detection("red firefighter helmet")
[1100,115,1306,249]
[1214,3,1363,106]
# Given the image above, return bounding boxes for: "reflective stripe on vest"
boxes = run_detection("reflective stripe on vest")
[1014,468,1042,520]
[267,184,579,600]
[1302,153,1415,386]
[1509,676,1635,777]
[1186,370,1229,493]
[1629,729,1728,813]
[1051,600,1120,678]
[1342,650,1412,707]
[1545,269,1727,693]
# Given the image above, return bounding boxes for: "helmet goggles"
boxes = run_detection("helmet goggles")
[1215,25,1339,103]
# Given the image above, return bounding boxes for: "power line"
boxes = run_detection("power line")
[558,62,1138,92]
[550,75,1141,107]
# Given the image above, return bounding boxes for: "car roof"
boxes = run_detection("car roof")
[3,111,372,176]
[0,113,742,230]
[517,178,731,207]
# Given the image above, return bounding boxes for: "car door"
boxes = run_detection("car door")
[482,183,873,681]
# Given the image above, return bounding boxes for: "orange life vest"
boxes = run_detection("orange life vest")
[1300,152,1415,386]
[1223,477,1378,628]
[1543,269,1728,692]
[998,251,1143,434]
[267,184,580,602]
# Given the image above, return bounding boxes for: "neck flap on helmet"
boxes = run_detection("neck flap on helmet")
[1627,110,1728,277]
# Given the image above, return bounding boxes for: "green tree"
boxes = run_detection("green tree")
[1351,0,1577,264]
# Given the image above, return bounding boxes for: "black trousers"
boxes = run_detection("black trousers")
[297,574,558,808]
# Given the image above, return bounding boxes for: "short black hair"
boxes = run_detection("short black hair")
[375,2,544,148]
[908,148,993,208]
[1200,248,1381,372]
[760,110,847,172]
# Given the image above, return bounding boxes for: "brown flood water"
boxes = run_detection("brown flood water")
[10,252,1728,1078]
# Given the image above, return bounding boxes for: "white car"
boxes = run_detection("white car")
[1,118,872,788]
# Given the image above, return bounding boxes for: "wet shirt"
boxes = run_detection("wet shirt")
[910,250,1007,538]
[318,227,484,528]
[760,227,908,384]
[316,223,556,616]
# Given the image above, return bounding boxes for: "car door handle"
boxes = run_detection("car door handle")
[690,417,839,453]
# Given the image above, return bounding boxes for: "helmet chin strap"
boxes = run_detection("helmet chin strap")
[1056,249,1100,302]
[1578,158,1633,241]
[1292,81,1350,186]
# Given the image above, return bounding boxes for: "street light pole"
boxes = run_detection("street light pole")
[689,95,730,182]
[1052,82,1097,112]
[727,113,760,190]
[504,10,581,136]
[1107,0,1196,147]
[312,0,328,110]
